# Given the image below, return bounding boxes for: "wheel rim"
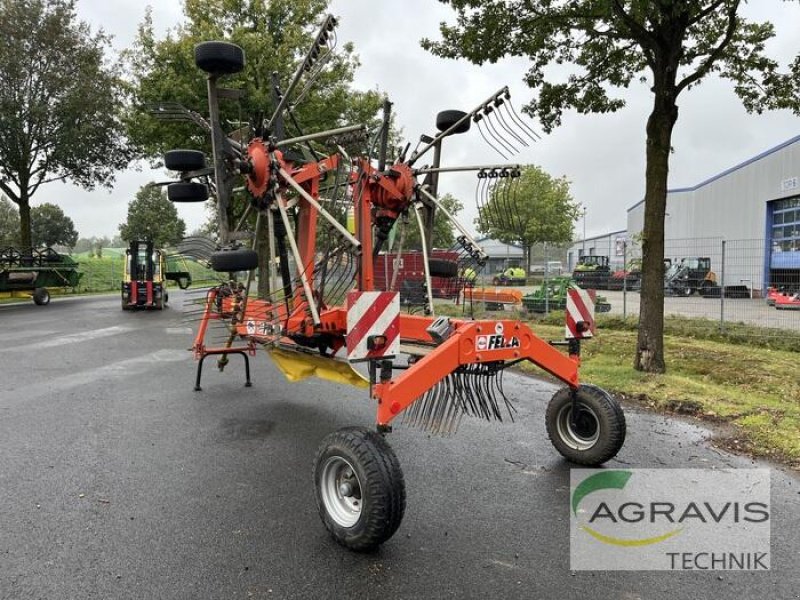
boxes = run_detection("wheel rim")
[555,403,600,450]
[320,456,362,528]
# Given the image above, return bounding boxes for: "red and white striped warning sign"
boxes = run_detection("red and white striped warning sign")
[346,291,400,361]
[565,287,596,339]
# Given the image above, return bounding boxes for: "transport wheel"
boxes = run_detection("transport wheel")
[428,258,458,278]
[33,287,50,306]
[210,248,259,272]
[194,41,245,75]
[546,385,625,466]
[313,426,406,552]
[168,182,209,203]
[164,149,206,172]
[121,293,130,311]
[683,285,693,296]
[436,109,471,134]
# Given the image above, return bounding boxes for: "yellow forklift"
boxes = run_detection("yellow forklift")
[121,240,170,310]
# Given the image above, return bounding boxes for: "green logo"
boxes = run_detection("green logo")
[572,470,683,547]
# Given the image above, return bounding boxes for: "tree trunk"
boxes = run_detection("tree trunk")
[18,195,32,248]
[634,95,678,373]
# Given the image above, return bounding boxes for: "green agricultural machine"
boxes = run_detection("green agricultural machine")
[492,266,527,286]
[0,246,82,305]
[572,255,611,290]
[522,276,611,313]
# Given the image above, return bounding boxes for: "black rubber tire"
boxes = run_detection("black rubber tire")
[32,287,50,306]
[164,149,206,172]
[210,248,259,272]
[428,258,458,278]
[313,427,406,552]
[194,41,245,75]
[436,109,470,134]
[546,385,626,466]
[121,293,131,311]
[168,182,209,203]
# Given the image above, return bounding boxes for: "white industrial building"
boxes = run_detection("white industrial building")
[566,229,627,272]
[568,134,800,293]
[475,237,524,274]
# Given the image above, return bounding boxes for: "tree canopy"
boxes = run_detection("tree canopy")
[125,0,385,161]
[476,165,578,269]
[0,196,20,245]
[119,184,186,247]
[424,1,800,372]
[0,0,132,247]
[31,203,78,248]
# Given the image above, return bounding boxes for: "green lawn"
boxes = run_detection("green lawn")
[73,253,219,293]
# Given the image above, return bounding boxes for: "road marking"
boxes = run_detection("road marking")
[0,325,134,353]
[165,327,194,335]
[0,329,58,343]
[1,349,188,402]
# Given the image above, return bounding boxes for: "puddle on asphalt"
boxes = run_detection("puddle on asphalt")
[220,418,275,440]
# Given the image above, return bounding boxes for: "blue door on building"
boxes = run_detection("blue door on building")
[767,196,800,291]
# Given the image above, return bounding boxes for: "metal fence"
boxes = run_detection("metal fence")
[473,237,800,340]
[611,238,800,336]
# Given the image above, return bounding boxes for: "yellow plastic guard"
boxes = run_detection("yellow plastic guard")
[267,348,370,388]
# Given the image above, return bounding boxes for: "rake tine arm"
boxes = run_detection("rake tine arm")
[416,185,487,263]
[375,320,580,426]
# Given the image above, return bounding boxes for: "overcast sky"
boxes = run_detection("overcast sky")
[45,0,800,242]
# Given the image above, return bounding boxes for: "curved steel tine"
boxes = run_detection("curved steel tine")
[493,177,514,233]
[484,109,518,155]
[506,98,541,141]
[505,176,524,235]
[495,103,529,148]
[476,118,508,159]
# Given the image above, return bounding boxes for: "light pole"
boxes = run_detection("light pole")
[582,207,587,257]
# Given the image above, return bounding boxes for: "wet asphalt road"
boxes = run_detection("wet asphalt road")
[0,292,798,600]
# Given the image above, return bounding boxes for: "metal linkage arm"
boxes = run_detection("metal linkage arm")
[373,319,580,426]
[266,14,338,131]
[278,167,361,251]
[415,186,488,263]
[408,87,509,166]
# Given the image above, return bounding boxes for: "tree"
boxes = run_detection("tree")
[119,184,186,247]
[0,195,20,245]
[125,0,385,160]
[402,193,463,250]
[424,1,800,373]
[475,165,579,271]
[125,0,387,297]
[30,203,78,248]
[0,0,133,248]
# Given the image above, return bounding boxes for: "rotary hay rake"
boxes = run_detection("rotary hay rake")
[157,15,626,551]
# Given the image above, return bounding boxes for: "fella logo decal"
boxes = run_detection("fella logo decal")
[476,334,520,351]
